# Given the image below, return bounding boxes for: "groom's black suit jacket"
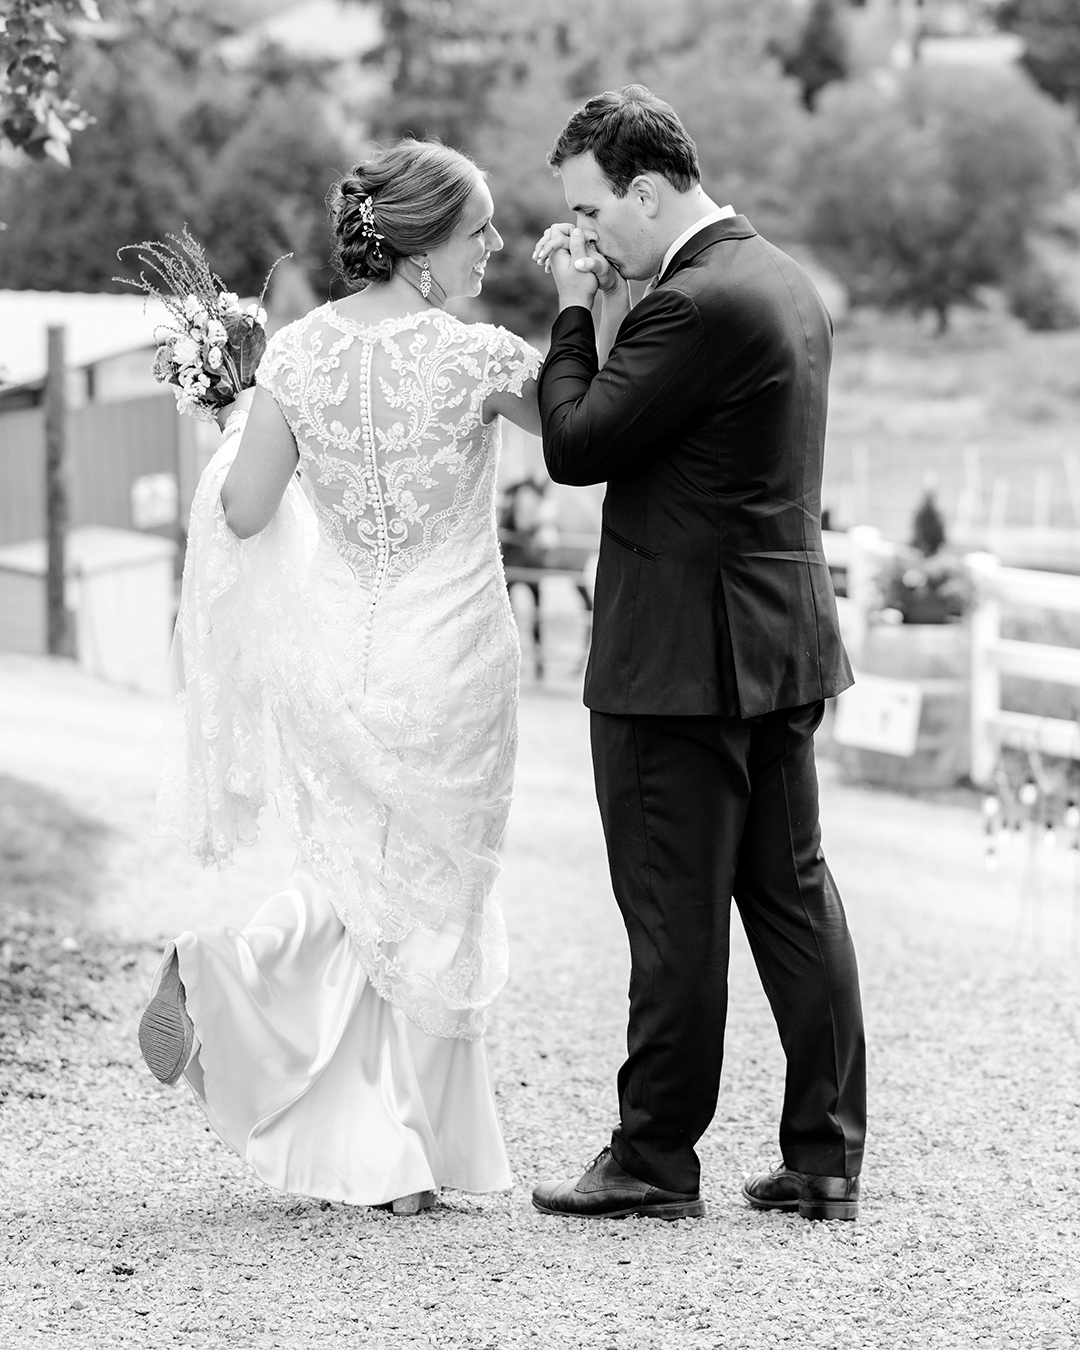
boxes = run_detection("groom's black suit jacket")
[539,215,852,718]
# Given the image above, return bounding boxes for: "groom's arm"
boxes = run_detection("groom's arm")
[539,288,709,488]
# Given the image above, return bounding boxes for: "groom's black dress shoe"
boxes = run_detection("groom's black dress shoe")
[532,1147,706,1221]
[742,1164,860,1221]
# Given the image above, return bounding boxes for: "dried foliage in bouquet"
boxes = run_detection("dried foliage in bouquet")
[116,227,288,421]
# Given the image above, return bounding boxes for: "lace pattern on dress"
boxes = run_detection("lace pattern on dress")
[155,313,541,1040]
[256,306,538,593]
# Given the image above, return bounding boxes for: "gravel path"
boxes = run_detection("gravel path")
[1,653,1079,1349]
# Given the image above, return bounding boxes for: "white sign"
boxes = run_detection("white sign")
[131,472,178,530]
[833,674,923,758]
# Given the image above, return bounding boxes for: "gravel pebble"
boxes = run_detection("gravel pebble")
[1,656,1079,1348]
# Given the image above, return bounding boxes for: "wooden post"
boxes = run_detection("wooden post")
[954,443,982,542]
[1033,469,1052,531]
[1062,449,1080,528]
[987,475,1009,551]
[966,551,1001,788]
[845,525,885,668]
[851,441,871,525]
[44,325,72,658]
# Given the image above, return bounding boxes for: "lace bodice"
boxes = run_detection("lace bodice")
[158,305,541,1038]
[256,303,540,588]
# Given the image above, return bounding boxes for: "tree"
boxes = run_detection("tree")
[0,41,190,288]
[999,0,1080,113]
[358,0,504,145]
[0,2,348,296]
[651,26,807,244]
[0,0,101,164]
[780,0,850,111]
[472,0,806,330]
[197,84,345,300]
[796,65,1076,331]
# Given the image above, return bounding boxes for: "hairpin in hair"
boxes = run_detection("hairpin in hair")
[357,195,384,254]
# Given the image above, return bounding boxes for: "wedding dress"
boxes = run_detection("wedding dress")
[153,303,540,1204]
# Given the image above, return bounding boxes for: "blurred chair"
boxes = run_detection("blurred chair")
[498,478,594,680]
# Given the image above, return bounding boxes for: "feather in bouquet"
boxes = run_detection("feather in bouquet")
[116,227,289,421]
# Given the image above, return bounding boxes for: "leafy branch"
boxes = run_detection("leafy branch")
[0,0,102,165]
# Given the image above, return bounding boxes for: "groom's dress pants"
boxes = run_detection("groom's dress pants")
[591,701,866,1197]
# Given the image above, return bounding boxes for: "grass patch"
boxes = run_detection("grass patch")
[824,309,1080,542]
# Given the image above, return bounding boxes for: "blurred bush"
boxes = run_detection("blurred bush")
[1007,258,1080,332]
[776,0,850,111]
[795,63,1078,332]
[470,0,810,331]
[999,0,1080,114]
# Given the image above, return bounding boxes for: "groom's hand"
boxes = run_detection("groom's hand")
[551,230,599,310]
[534,224,621,302]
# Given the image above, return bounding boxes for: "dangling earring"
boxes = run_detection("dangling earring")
[419,260,432,300]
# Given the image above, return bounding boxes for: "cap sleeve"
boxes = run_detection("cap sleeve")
[480,325,541,402]
[253,325,295,405]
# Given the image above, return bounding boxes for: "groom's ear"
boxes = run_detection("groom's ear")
[631,175,661,219]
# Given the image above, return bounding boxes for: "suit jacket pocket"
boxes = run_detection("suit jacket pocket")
[602,523,656,561]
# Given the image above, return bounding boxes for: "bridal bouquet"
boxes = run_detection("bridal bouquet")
[117,228,286,421]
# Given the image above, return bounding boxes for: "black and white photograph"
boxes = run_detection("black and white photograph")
[1,1,1078,1346]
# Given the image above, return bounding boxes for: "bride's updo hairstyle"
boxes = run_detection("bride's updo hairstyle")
[330,141,481,290]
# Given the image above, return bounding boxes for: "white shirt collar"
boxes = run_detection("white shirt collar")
[660,204,736,280]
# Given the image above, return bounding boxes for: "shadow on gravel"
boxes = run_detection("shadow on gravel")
[0,772,111,924]
[0,775,125,1098]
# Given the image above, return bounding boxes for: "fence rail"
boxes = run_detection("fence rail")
[824,529,1080,787]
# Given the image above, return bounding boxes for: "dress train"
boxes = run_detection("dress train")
[158,862,512,1205]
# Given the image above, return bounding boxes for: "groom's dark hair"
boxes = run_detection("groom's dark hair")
[548,85,700,196]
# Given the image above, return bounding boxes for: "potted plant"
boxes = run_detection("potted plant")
[873,492,974,626]
[841,491,973,790]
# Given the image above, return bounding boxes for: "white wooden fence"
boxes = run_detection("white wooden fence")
[823,528,1080,787]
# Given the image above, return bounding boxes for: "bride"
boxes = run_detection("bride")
[140,140,542,1213]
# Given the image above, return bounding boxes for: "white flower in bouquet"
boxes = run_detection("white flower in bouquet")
[173,334,201,367]
[176,388,203,417]
[116,227,289,421]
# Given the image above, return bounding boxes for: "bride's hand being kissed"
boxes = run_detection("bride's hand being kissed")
[533,223,625,295]
[534,224,630,366]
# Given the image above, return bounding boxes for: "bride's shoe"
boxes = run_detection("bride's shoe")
[390,1190,437,1215]
[138,945,195,1085]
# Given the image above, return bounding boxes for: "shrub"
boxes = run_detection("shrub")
[796,65,1076,331]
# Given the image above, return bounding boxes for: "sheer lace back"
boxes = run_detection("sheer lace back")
[157,305,541,1040]
[257,303,537,590]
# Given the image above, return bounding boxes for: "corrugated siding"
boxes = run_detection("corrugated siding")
[0,409,46,547]
[69,396,179,532]
[0,393,181,545]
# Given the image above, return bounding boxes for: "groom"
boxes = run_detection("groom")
[532,86,866,1222]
